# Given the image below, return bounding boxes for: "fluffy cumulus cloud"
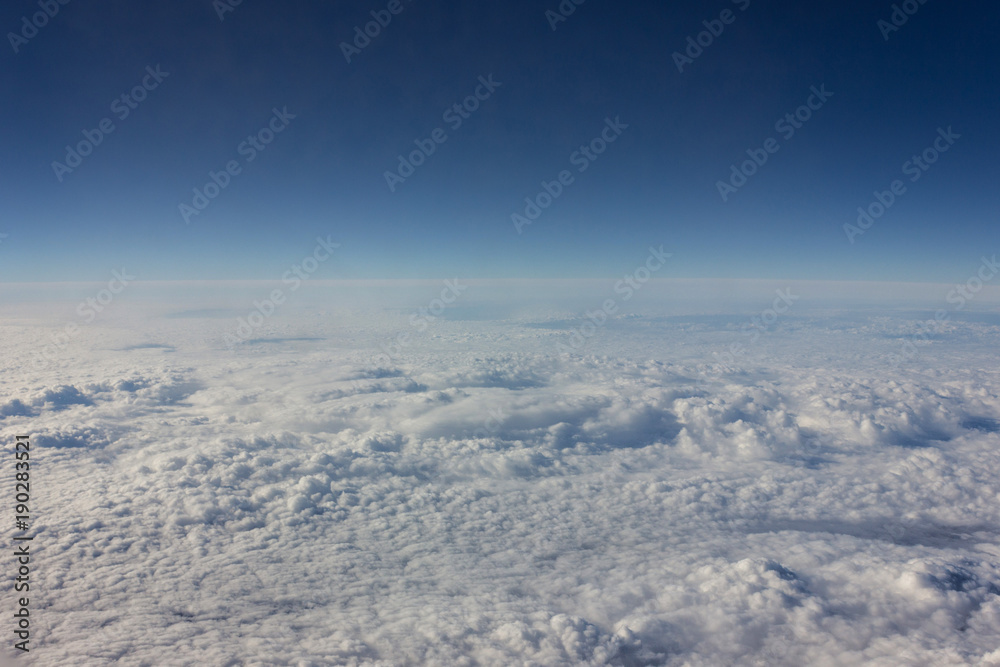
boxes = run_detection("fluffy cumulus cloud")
[1,283,999,665]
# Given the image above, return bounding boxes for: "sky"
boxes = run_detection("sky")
[3,5,1000,663]
[1,0,997,283]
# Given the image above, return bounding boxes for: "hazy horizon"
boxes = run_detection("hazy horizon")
[4,1,999,665]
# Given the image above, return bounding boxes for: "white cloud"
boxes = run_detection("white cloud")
[1,282,999,664]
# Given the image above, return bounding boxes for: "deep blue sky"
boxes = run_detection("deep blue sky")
[1,0,997,283]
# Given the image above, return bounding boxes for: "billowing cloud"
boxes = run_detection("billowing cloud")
[1,283,999,664]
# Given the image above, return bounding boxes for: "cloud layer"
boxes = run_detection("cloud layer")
[2,283,999,665]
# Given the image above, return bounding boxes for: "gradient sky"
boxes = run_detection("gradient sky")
[1,0,997,283]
